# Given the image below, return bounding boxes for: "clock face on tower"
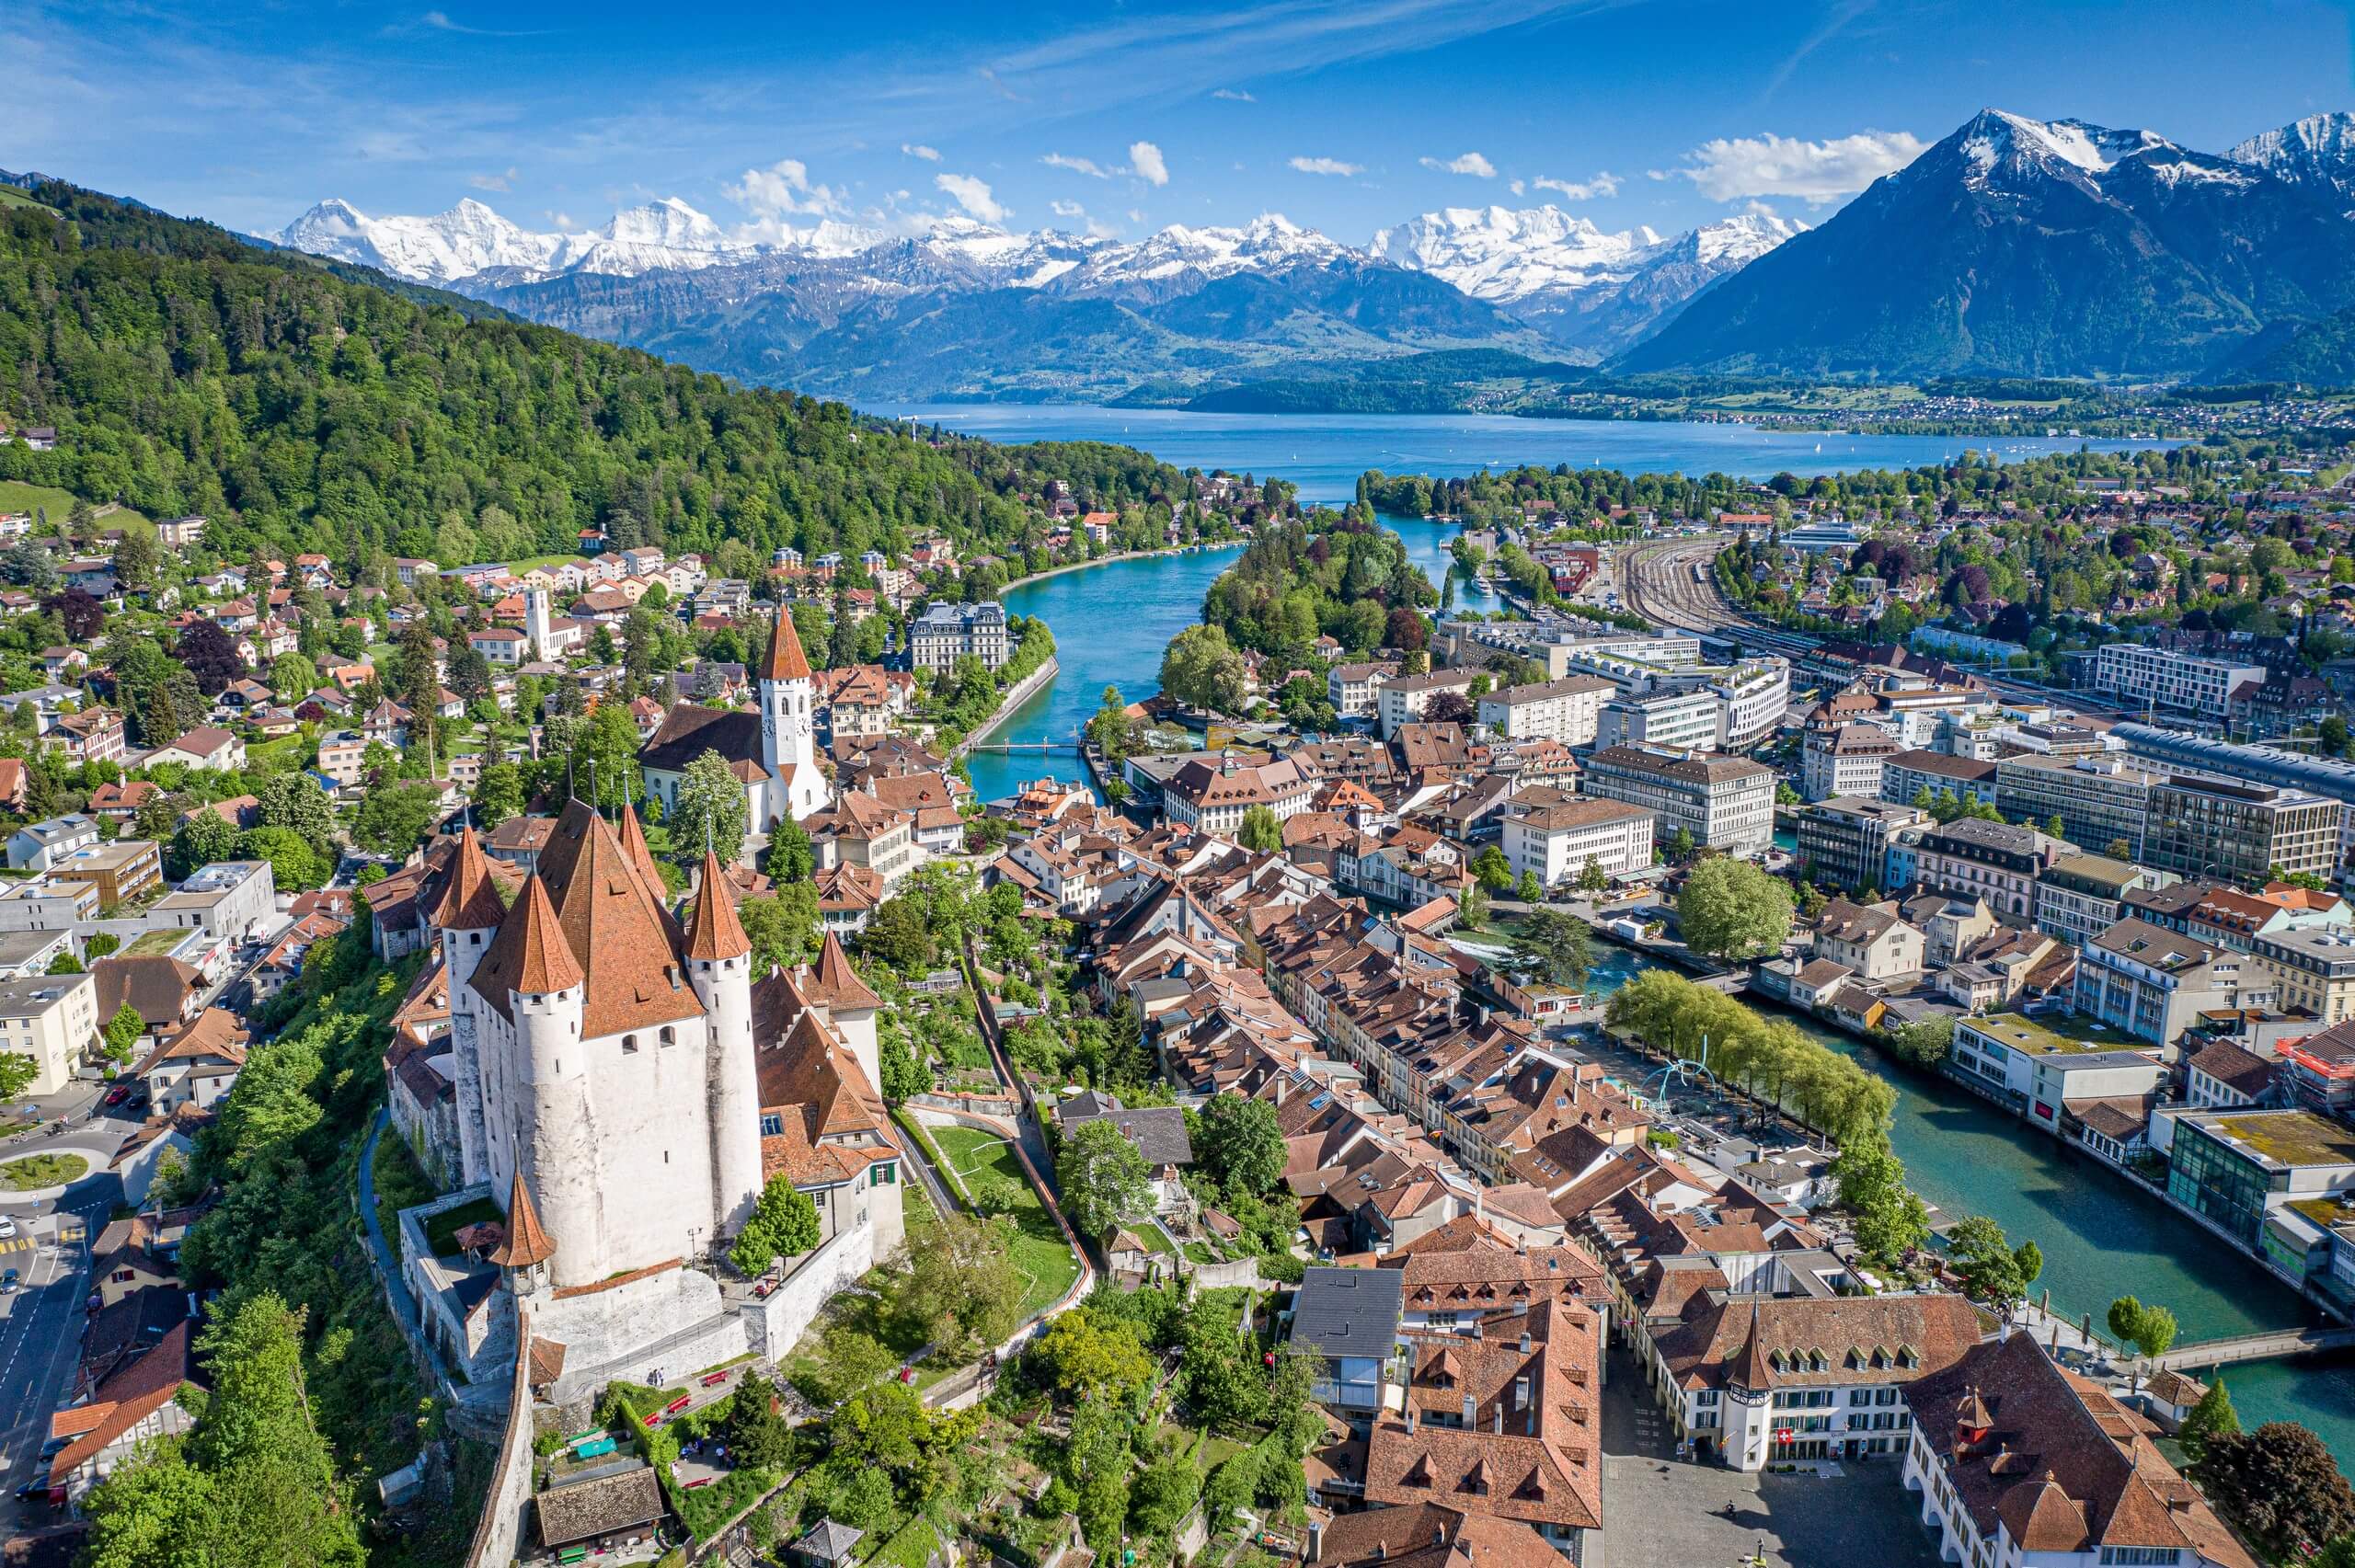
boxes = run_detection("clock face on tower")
[762,705,775,741]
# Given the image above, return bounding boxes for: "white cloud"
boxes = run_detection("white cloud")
[1420,151,1496,177]
[1672,130,1924,205]
[1509,178,1524,196]
[936,172,1006,223]
[468,166,518,192]
[1212,87,1256,102]
[1051,199,1086,218]
[902,143,941,162]
[1531,171,1620,201]
[1129,140,1168,187]
[1043,152,1114,178]
[1289,155,1362,177]
[726,157,845,217]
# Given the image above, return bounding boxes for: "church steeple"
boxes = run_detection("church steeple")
[758,608,824,827]
[762,608,812,682]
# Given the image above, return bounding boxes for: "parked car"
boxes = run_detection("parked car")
[2,1268,17,1293]
[38,1434,68,1459]
[103,1085,131,1107]
[0,1215,16,1238]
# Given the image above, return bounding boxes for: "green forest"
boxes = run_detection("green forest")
[0,183,1184,574]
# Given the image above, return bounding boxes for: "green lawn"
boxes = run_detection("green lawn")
[423,1196,505,1257]
[503,554,585,574]
[0,480,150,529]
[0,1152,86,1190]
[926,1125,1082,1319]
[0,187,59,213]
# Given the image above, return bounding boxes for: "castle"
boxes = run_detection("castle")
[426,797,900,1398]
[638,609,829,830]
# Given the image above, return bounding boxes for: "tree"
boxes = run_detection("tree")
[181,1293,365,1567]
[895,1211,1025,1354]
[1236,803,1283,853]
[46,587,104,638]
[724,1371,796,1470]
[2105,1296,2177,1358]
[730,1175,821,1275]
[1675,858,1794,960]
[1196,1094,1285,1196]
[1057,1117,1152,1240]
[1031,1307,1154,1402]
[47,950,83,974]
[2200,1423,2355,1561]
[1832,1141,1930,1266]
[764,817,815,883]
[1884,1017,1953,1069]
[0,1052,33,1099]
[352,779,445,855]
[1576,856,1610,894]
[174,619,248,698]
[236,827,326,892]
[104,1001,146,1065]
[1514,908,1592,990]
[473,761,526,829]
[1159,624,1248,714]
[2176,1375,2240,1465]
[1422,691,1475,727]
[738,886,821,974]
[1516,869,1543,902]
[1470,843,1513,893]
[1667,825,1696,861]
[1086,685,1136,763]
[1945,1215,2038,1310]
[169,811,238,880]
[267,653,318,704]
[670,749,749,865]
[256,773,337,859]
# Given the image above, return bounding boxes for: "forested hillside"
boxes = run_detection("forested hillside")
[0,182,1184,573]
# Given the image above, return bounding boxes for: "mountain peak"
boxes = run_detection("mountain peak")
[1955,109,2170,178]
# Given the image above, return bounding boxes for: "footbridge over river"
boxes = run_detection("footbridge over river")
[2148,1324,2355,1374]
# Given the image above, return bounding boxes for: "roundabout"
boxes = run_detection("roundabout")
[0,1140,114,1204]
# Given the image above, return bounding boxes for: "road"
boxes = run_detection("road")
[0,1152,123,1534]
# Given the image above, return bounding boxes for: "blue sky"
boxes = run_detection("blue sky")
[8,0,2351,242]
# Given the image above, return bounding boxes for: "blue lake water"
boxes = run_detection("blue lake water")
[879,403,2171,505]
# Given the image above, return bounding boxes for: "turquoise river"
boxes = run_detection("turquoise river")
[943,407,2346,1459]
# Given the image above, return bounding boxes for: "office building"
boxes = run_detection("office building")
[1583,746,1774,856]
[1796,796,1927,895]
[2093,642,2263,718]
[2142,776,2338,887]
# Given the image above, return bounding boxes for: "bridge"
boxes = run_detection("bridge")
[2147,1324,2355,1373]
[965,740,1080,755]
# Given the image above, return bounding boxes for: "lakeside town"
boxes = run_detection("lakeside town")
[0,403,2351,1568]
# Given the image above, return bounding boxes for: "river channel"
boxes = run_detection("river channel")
[953,411,2344,1458]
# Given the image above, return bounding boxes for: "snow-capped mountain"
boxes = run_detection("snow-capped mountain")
[1620,107,2355,379]
[2230,111,2355,207]
[281,196,764,285]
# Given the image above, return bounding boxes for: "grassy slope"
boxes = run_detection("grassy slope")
[0,478,151,526]
[925,1123,1081,1318]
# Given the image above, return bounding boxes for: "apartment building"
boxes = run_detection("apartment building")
[2093,641,2262,718]
[1795,797,1927,895]
[1377,669,1478,739]
[1812,898,1924,982]
[1160,753,1315,835]
[1801,722,1899,803]
[1476,674,1612,744]
[1499,788,1654,887]
[1900,818,2064,921]
[1992,753,2165,859]
[2033,853,2165,948]
[1879,750,1996,810]
[0,970,98,1094]
[908,600,1011,672]
[48,840,163,911]
[2073,919,2258,1047]
[2141,776,2338,886]
[1583,745,1775,856]
[1327,660,1398,720]
[1951,1013,2166,1134]
[2249,923,2355,1026]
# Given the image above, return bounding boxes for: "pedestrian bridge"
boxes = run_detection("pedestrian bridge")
[2150,1324,2355,1372]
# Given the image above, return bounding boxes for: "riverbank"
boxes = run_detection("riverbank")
[959,653,1062,752]
[996,538,1245,595]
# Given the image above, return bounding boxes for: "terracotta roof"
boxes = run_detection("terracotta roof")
[49,1316,196,1485]
[129,1008,248,1078]
[684,850,752,962]
[488,1169,557,1268]
[615,803,670,908]
[431,826,508,931]
[762,609,811,682]
[803,931,879,1012]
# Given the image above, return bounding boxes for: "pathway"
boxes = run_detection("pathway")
[355,1108,426,1346]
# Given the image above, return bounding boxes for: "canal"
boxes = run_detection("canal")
[1580,950,2355,1459]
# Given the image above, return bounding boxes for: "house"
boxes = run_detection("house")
[132,1008,249,1114]
[6,814,99,872]
[1054,1090,1193,1213]
[92,954,205,1037]
[148,727,246,773]
[1812,898,1923,983]
[44,1315,200,1506]
[1291,1265,1407,1410]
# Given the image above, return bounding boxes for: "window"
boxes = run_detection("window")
[660,1026,676,1046]
[2099,1551,2181,1566]
[622,1034,638,1054]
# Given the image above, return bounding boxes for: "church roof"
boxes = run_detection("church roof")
[488,1169,557,1267]
[763,609,812,682]
[638,703,764,773]
[684,849,752,962]
[431,825,507,931]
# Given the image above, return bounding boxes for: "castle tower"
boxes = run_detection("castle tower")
[487,874,593,1283]
[759,610,827,826]
[433,826,507,1185]
[685,848,763,1235]
[487,1165,557,1298]
[800,930,881,1094]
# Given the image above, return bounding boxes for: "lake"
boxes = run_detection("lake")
[878,403,2172,505]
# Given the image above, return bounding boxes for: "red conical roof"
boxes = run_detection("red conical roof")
[806,930,879,1012]
[501,874,584,997]
[684,849,752,962]
[488,1168,557,1268]
[431,825,507,931]
[762,609,811,682]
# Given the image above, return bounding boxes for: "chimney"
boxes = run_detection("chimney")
[1520,1330,1531,1354]
[1463,1392,1476,1427]
[1306,1523,1325,1564]
[1407,1405,1419,1433]
[1494,1404,1505,1434]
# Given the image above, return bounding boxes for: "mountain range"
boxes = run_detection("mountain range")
[277,196,1802,402]
[275,107,2355,398]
